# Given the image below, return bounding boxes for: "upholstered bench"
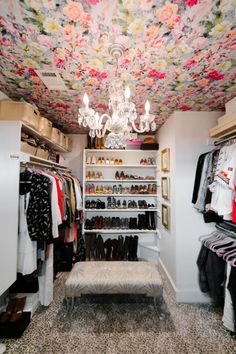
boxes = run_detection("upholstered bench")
[65,261,164,317]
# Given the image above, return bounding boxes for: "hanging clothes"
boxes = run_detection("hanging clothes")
[18,173,37,275]
[193,143,236,223]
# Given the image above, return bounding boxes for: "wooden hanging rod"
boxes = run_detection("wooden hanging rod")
[20,160,71,172]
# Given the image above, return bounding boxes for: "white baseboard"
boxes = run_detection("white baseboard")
[158,258,177,296]
[159,259,210,304]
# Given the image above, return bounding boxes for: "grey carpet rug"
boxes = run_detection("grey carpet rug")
[2,272,236,354]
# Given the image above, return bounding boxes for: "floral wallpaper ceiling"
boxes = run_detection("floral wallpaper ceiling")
[0,0,235,133]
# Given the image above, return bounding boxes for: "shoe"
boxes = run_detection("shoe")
[86,156,91,164]
[91,155,97,164]
[132,236,139,261]
[85,233,91,261]
[120,171,125,180]
[122,200,127,209]
[115,171,120,180]
[9,297,27,323]
[123,236,130,261]
[110,158,114,165]
[111,239,119,260]
[118,159,123,165]
[86,134,92,149]
[90,233,96,261]
[117,235,124,260]
[104,239,112,260]
[0,298,18,323]
[114,159,119,165]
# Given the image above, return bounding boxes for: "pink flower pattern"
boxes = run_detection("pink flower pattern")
[0,0,235,132]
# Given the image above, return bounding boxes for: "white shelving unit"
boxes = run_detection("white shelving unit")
[83,149,160,263]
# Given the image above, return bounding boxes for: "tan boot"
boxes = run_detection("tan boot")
[0,298,18,323]
[9,297,26,323]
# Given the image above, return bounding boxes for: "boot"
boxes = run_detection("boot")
[111,239,119,261]
[10,297,27,323]
[145,211,152,230]
[90,233,96,261]
[95,137,101,149]
[100,137,105,149]
[98,235,105,260]
[104,238,112,261]
[132,235,139,261]
[123,236,130,261]
[128,236,134,261]
[133,217,138,230]
[0,298,18,324]
[85,233,91,261]
[87,134,92,149]
[150,211,156,230]
[117,235,124,260]
[95,235,100,260]
[138,214,142,230]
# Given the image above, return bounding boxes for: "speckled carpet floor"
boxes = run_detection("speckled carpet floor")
[2,271,236,354]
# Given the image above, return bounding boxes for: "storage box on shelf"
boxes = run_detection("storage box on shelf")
[83,149,160,263]
[0,100,40,130]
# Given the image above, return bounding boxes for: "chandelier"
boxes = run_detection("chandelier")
[78,44,156,149]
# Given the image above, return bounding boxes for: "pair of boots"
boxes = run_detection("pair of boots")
[104,236,124,261]
[95,137,105,149]
[86,134,96,149]
[85,233,96,261]
[123,235,139,261]
[137,212,156,230]
[0,297,26,323]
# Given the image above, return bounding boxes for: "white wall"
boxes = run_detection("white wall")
[156,115,177,286]
[158,111,222,303]
[62,134,87,180]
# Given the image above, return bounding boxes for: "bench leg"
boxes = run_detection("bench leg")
[65,297,75,313]
[153,295,166,320]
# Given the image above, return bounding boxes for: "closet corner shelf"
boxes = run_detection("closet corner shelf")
[21,122,68,153]
[85,164,157,168]
[20,152,69,170]
[84,208,158,212]
[83,229,158,234]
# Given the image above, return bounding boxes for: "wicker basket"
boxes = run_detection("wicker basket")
[0,100,39,130]
[50,127,61,145]
[38,117,52,138]
[21,142,37,155]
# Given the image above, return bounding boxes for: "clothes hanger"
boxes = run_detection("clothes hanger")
[199,231,220,244]
[223,249,236,263]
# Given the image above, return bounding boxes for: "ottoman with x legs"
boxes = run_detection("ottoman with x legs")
[65,261,163,315]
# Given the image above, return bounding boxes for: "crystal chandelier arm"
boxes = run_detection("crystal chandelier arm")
[131,120,149,133]
[96,116,110,137]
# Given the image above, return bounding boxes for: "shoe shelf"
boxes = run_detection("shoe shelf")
[84,194,157,197]
[83,229,158,234]
[85,179,158,183]
[83,148,160,262]
[85,164,156,168]
[84,208,158,212]
[85,149,158,152]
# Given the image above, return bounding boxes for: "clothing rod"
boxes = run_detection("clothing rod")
[214,133,236,146]
[20,160,71,171]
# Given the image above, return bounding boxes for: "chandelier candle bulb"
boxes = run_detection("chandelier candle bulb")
[83,93,89,108]
[145,101,150,114]
[125,86,131,100]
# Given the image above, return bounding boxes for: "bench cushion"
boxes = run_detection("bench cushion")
[65,261,163,298]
